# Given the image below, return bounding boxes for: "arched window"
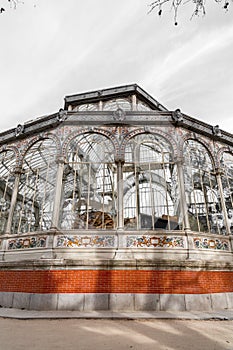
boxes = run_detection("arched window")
[220,152,233,233]
[123,133,181,230]
[183,140,223,234]
[12,138,58,234]
[61,133,116,230]
[0,150,16,233]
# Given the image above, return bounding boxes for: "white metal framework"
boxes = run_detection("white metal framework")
[123,133,181,230]
[0,150,16,233]
[0,87,232,236]
[11,139,57,233]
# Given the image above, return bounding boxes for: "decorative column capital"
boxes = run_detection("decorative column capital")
[215,168,224,176]
[114,156,125,164]
[56,155,65,165]
[174,156,184,165]
[14,167,23,175]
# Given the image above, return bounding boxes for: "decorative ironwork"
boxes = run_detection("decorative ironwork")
[172,109,183,123]
[15,124,24,137]
[113,108,126,121]
[57,109,68,123]
[212,125,222,137]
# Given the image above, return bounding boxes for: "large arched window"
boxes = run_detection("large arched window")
[12,138,58,234]
[123,133,181,230]
[220,152,233,233]
[183,140,223,234]
[0,149,16,234]
[61,133,116,230]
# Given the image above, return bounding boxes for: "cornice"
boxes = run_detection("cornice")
[0,110,233,146]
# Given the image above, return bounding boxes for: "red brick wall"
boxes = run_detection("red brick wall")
[0,270,233,294]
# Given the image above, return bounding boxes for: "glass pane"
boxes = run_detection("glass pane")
[12,139,57,233]
[220,152,233,233]
[103,98,131,111]
[123,134,181,230]
[184,140,223,234]
[61,133,116,230]
[0,150,16,233]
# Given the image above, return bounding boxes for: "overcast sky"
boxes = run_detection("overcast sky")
[0,0,232,133]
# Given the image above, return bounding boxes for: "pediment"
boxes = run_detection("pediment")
[64,84,168,112]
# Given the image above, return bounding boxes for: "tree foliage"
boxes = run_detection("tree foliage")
[148,0,231,24]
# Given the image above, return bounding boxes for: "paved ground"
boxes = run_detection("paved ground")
[0,318,233,350]
[0,308,233,349]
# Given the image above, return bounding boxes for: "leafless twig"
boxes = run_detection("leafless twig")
[148,0,231,24]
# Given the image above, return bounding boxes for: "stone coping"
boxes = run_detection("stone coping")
[1,307,233,320]
[0,258,233,271]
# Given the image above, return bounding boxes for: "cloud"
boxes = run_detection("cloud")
[0,0,232,134]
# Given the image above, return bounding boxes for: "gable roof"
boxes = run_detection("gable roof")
[1,84,233,148]
[64,83,168,111]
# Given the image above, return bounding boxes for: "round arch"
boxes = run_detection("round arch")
[119,128,178,161]
[217,146,233,168]
[0,145,20,170]
[181,134,216,168]
[20,132,61,165]
[62,127,119,160]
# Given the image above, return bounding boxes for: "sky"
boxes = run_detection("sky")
[0,0,233,133]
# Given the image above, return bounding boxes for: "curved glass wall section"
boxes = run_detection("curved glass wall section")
[11,139,58,234]
[137,100,153,111]
[183,140,224,234]
[123,134,181,230]
[220,152,233,233]
[74,103,98,112]
[61,133,116,230]
[103,98,131,111]
[72,98,154,112]
[0,150,16,233]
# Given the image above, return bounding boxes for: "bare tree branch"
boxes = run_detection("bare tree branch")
[0,0,24,14]
[148,0,231,24]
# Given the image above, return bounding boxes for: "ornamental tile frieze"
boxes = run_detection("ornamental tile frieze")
[56,235,116,248]
[126,235,185,248]
[7,236,47,250]
[193,237,229,251]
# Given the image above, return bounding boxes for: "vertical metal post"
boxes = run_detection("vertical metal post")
[116,160,124,229]
[51,157,64,229]
[132,95,137,111]
[176,157,191,232]
[98,100,103,111]
[135,165,140,230]
[216,168,231,235]
[5,169,21,234]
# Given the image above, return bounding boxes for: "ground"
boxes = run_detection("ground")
[0,319,232,350]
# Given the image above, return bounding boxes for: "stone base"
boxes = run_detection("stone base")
[0,259,233,312]
[0,292,232,311]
